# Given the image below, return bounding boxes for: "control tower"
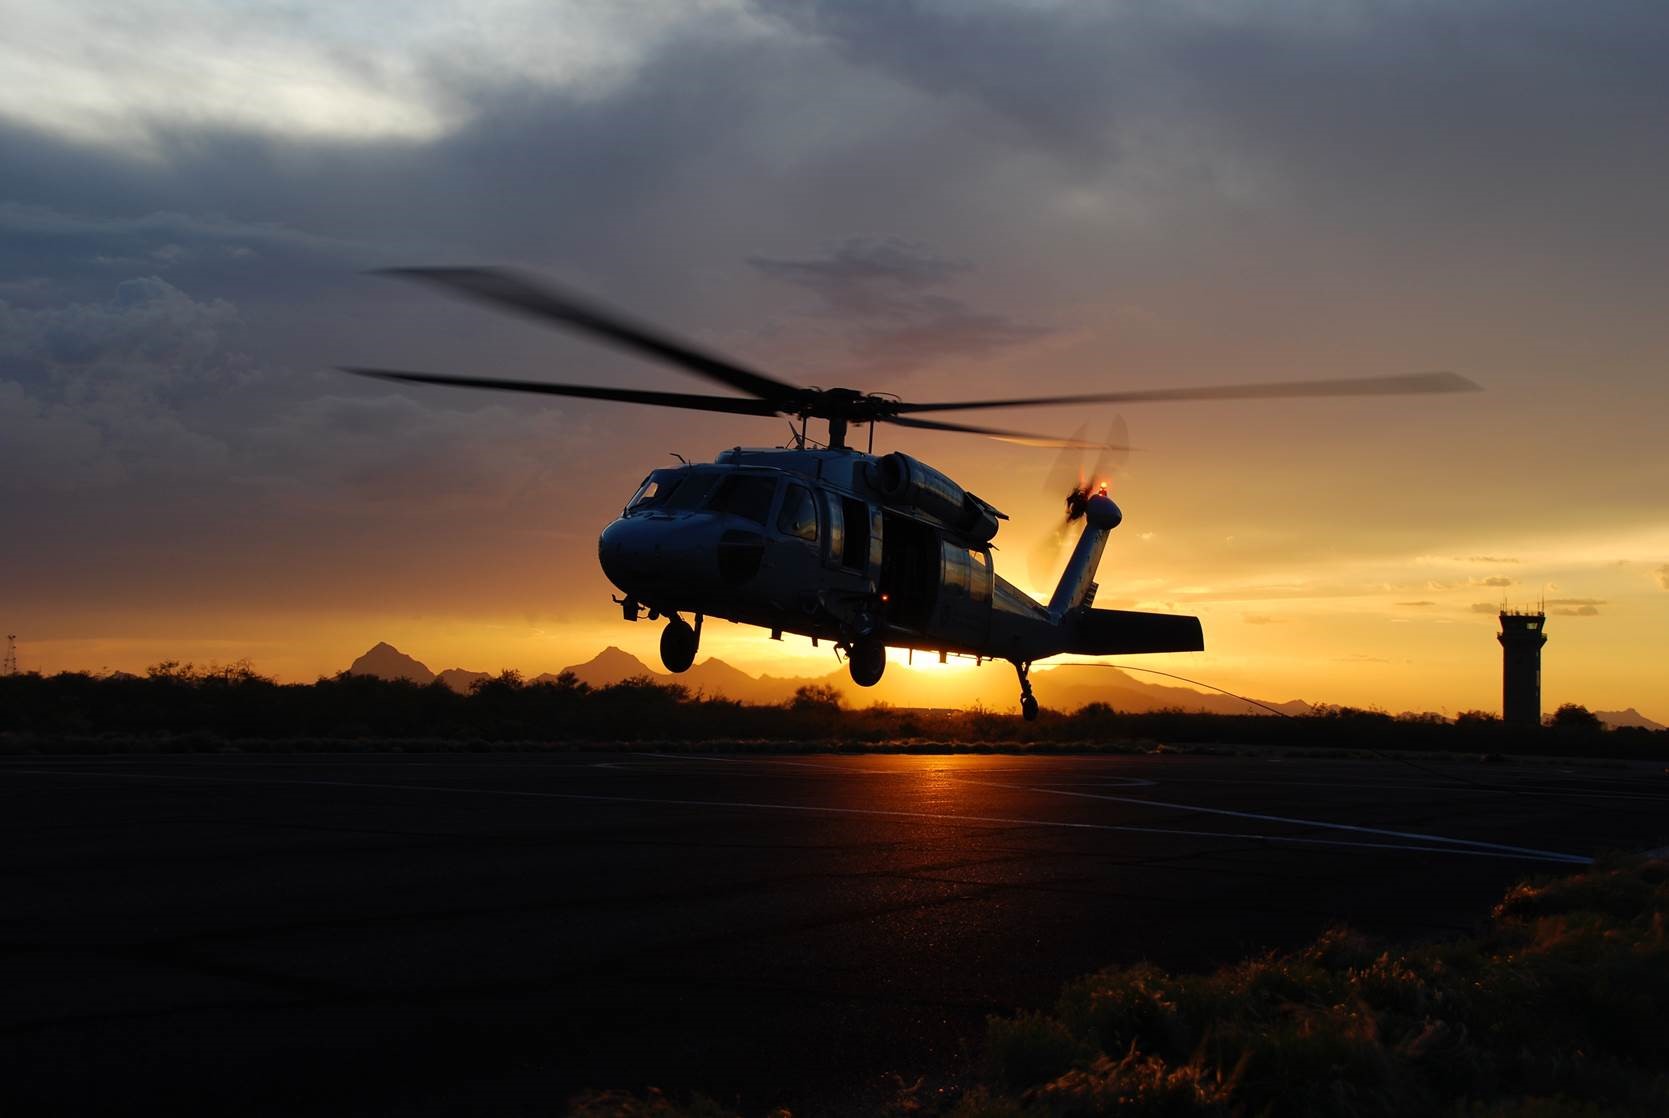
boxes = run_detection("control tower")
[1498,610,1547,727]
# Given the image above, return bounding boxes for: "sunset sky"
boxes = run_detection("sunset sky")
[4,1,1666,720]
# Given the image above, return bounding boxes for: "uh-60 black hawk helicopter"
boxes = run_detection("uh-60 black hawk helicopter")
[348,268,1477,719]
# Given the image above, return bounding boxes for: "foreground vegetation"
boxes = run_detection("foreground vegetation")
[2,662,1665,760]
[568,859,1669,1117]
[964,857,1669,1117]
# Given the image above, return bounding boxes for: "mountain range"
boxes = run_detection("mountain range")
[346,641,1311,715]
[342,641,1665,726]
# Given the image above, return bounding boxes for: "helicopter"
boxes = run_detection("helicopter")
[347,267,1478,719]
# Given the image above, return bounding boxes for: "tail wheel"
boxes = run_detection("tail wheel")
[848,639,886,687]
[660,618,698,673]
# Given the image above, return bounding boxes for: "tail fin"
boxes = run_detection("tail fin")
[1049,493,1121,619]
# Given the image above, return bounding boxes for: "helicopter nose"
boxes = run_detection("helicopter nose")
[598,518,650,588]
[598,515,719,596]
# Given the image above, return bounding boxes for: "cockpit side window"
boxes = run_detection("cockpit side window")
[627,471,675,510]
[709,474,778,525]
[776,484,818,541]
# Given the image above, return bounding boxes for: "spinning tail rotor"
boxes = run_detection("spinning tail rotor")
[1030,415,1130,584]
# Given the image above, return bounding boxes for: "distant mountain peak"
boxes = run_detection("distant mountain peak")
[1596,708,1666,731]
[560,645,659,688]
[347,642,435,685]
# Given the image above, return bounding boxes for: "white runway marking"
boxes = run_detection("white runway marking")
[1151,774,1669,804]
[1018,784,1589,864]
[9,767,1591,864]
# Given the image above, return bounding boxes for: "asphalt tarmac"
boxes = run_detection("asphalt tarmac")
[4,750,1667,1115]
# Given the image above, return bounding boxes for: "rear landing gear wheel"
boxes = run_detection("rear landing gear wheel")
[660,617,698,673]
[1014,660,1038,721]
[848,639,886,687]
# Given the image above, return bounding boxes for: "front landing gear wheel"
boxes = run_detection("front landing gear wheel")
[660,618,698,673]
[848,639,886,687]
[1021,695,1039,722]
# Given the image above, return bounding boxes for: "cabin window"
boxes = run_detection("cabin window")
[840,497,869,570]
[968,547,993,603]
[825,495,844,562]
[941,542,970,594]
[709,474,777,524]
[777,484,818,541]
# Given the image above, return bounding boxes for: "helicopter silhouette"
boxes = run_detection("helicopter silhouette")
[347,267,1477,719]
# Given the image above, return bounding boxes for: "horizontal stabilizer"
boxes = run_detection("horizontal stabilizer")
[1066,608,1204,656]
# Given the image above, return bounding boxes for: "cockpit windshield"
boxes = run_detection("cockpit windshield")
[626,466,780,518]
[627,467,730,513]
[662,468,723,511]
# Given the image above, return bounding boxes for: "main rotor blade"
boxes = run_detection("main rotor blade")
[890,371,1480,414]
[379,267,803,405]
[343,367,783,416]
[885,414,1111,449]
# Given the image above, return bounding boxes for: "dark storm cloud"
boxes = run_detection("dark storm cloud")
[0,204,367,273]
[751,238,966,308]
[0,275,238,381]
[774,1,1669,187]
[769,0,1669,344]
[750,238,1048,371]
[0,277,245,490]
[765,0,1130,162]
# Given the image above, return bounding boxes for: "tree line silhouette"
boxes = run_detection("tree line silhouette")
[1,661,1662,758]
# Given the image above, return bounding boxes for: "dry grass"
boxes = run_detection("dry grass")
[962,859,1669,1116]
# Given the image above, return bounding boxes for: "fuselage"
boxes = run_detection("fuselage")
[597,447,1076,663]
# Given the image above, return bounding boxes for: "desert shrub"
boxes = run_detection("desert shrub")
[789,683,843,713]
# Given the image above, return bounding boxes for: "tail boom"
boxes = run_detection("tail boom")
[1065,608,1204,655]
